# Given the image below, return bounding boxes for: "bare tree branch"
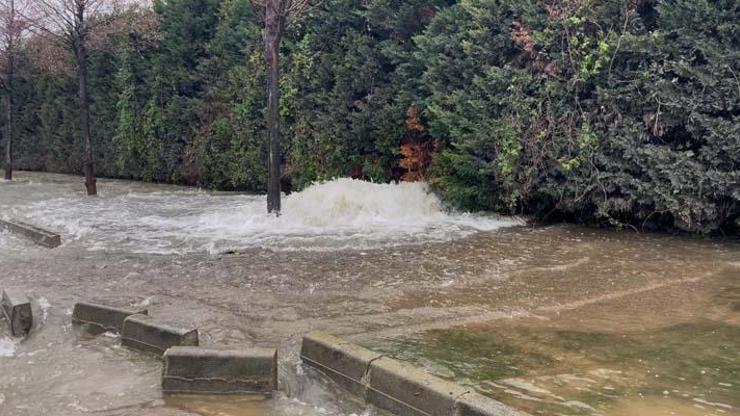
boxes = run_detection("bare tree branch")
[22,0,145,195]
[250,0,313,25]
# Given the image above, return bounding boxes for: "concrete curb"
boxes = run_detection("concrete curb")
[72,302,148,332]
[121,314,198,355]
[1,289,33,336]
[162,346,278,395]
[300,331,383,399]
[0,219,61,248]
[300,332,529,416]
[367,356,469,416]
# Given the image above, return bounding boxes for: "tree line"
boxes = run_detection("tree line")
[1,0,738,233]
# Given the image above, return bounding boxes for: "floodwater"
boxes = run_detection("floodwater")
[359,271,740,415]
[1,171,738,416]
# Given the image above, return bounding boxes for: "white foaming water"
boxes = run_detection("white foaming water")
[0,337,16,357]
[37,297,51,323]
[0,230,32,254]
[19,178,521,254]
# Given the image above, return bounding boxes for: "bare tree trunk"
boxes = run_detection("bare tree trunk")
[76,41,96,195]
[4,56,11,181]
[264,2,283,214]
[3,0,14,181]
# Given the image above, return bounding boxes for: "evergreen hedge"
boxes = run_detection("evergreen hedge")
[4,0,738,233]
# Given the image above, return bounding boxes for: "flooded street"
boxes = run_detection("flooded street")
[1,171,739,416]
[359,267,740,415]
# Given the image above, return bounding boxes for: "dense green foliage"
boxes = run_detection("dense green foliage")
[2,0,738,233]
[421,0,740,233]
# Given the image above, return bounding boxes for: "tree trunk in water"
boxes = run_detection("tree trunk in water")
[76,43,96,195]
[4,54,12,181]
[264,2,283,214]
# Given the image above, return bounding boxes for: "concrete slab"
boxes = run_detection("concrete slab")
[1,289,33,336]
[367,356,470,416]
[455,392,530,416]
[162,346,277,395]
[72,302,148,332]
[0,219,61,248]
[121,314,198,355]
[300,331,383,399]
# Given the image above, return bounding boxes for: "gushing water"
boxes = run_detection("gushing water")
[14,178,521,254]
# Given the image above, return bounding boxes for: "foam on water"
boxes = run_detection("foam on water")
[0,337,16,357]
[0,230,32,254]
[18,178,522,254]
[38,297,52,323]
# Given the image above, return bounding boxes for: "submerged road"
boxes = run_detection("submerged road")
[1,171,738,416]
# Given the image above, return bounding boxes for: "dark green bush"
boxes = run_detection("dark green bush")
[3,0,737,233]
[420,0,739,233]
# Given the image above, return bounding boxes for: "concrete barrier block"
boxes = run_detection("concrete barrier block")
[72,302,148,332]
[121,314,198,355]
[0,219,61,248]
[162,346,277,395]
[300,331,383,398]
[298,333,530,416]
[455,392,529,416]
[367,357,470,416]
[1,289,33,336]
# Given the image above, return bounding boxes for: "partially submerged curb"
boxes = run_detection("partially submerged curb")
[73,301,277,395]
[72,302,148,332]
[69,301,517,409]
[162,346,278,395]
[1,289,33,337]
[121,314,198,355]
[71,301,199,357]
[367,356,470,415]
[301,332,529,416]
[0,219,61,248]
[300,330,382,399]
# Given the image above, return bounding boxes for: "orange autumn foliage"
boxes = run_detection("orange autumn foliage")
[400,106,438,182]
[399,143,432,182]
[511,21,559,76]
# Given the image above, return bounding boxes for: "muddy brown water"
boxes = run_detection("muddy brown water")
[1,171,738,416]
